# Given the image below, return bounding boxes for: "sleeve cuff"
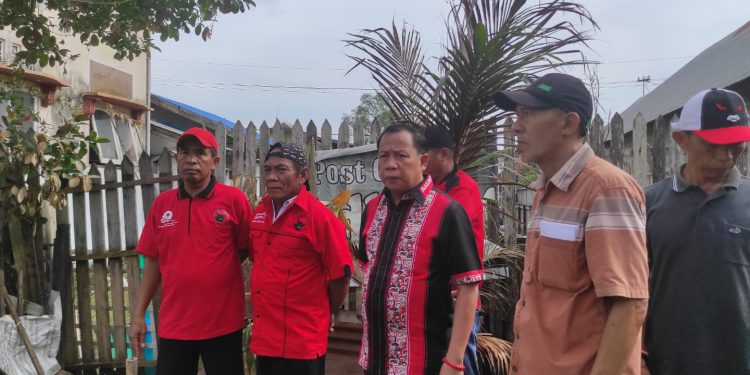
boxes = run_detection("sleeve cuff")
[594,285,648,299]
[450,270,486,286]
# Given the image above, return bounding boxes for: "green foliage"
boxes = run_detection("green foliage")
[0,80,99,227]
[0,0,256,67]
[340,93,392,129]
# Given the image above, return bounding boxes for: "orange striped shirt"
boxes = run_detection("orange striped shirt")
[510,144,648,375]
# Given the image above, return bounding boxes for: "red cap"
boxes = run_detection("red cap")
[177,127,219,150]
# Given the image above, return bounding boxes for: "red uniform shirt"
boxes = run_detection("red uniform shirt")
[249,186,353,359]
[435,168,485,260]
[137,178,252,340]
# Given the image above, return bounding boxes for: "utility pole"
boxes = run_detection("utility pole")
[637,75,651,96]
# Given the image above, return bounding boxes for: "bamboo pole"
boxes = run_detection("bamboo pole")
[0,285,44,375]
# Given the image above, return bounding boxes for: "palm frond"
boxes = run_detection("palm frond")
[346,0,598,166]
[477,333,513,375]
[481,243,524,314]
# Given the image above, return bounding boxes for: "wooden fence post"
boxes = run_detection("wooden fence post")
[669,114,684,175]
[292,119,304,146]
[369,118,381,144]
[246,121,257,177]
[272,119,284,144]
[104,161,128,364]
[52,224,75,366]
[652,115,669,182]
[338,121,350,149]
[72,176,95,374]
[589,114,604,157]
[215,123,227,183]
[232,121,246,178]
[121,158,143,361]
[321,120,332,150]
[88,166,113,368]
[353,120,365,147]
[632,113,649,186]
[259,121,270,193]
[610,113,624,169]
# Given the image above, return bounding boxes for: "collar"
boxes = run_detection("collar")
[272,195,299,223]
[672,164,741,192]
[439,166,459,185]
[530,144,594,192]
[178,175,216,199]
[262,185,312,213]
[383,175,433,205]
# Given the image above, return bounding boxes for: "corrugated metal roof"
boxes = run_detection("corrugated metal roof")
[152,93,236,129]
[619,21,750,134]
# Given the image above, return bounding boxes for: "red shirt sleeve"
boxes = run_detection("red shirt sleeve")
[314,210,354,280]
[137,201,159,259]
[232,190,252,252]
[449,185,485,261]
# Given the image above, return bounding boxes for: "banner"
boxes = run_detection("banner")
[314,144,382,235]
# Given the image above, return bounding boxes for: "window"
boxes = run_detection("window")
[91,109,138,163]
[0,93,36,131]
[11,44,21,62]
[0,39,5,63]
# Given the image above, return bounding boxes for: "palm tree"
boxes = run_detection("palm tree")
[346,0,597,166]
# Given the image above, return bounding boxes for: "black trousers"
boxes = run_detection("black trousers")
[256,354,326,375]
[156,329,244,375]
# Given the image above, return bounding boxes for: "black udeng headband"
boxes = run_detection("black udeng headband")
[265,142,308,168]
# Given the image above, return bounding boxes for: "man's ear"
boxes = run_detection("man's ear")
[672,131,690,152]
[419,152,430,172]
[561,112,581,136]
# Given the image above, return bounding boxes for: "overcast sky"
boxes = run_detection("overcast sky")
[150,0,750,130]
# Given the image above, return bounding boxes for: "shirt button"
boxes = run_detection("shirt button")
[255,314,260,318]
[512,365,518,372]
[266,241,271,245]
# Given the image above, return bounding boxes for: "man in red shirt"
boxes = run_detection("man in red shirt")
[424,125,485,375]
[249,142,353,375]
[130,127,252,374]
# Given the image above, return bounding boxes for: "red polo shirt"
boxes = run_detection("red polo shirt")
[249,186,353,359]
[137,178,252,340]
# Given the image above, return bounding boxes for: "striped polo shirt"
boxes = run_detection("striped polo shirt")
[510,144,649,375]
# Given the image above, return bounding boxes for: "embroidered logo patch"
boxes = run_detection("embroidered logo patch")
[252,212,267,224]
[537,83,552,92]
[158,210,177,228]
[213,208,230,224]
[728,114,741,122]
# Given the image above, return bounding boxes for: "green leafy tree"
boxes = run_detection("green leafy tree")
[0,0,255,67]
[340,93,393,134]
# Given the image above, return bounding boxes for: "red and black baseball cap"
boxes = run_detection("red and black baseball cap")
[672,88,750,144]
[177,127,219,151]
[493,73,593,129]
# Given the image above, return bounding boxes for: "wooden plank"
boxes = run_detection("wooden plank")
[272,119,283,144]
[669,114,684,175]
[52,224,77,365]
[259,121,270,194]
[72,190,95,370]
[65,360,157,371]
[122,158,139,251]
[588,114,604,157]
[232,121,246,178]
[291,119,304,146]
[159,147,174,194]
[305,120,317,150]
[215,123,227,183]
[501,118,517,246]
[321,119,332,150]
[353,120,365,146]
[139,152,156,217]
[610,112,624,169]
[63,174,179,194]
[125,255,142,361]
[104,163,127,362]
[632,112,649,186]
[89,166,113,364]
[652,115,669,182]
[71,249,138,261]
[305,120,317,196]
[246,121,257,177]
[369,118,382,144]
[338,121,350,149]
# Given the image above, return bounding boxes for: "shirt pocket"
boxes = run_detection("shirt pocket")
[722,223,750,267]
[536,220,582,292]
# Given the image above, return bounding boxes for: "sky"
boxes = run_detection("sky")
[150,0,750,130]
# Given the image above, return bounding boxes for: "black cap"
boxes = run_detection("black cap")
[493,73,593,128]
[423,126,454,149]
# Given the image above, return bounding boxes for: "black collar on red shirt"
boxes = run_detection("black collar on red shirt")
[440,166,460,192]
[178,175,217,200]
[382,175,433,206]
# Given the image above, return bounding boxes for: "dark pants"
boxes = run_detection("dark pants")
[156,330,244,375]
[463,310,482,375]
[256,355,326,375]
